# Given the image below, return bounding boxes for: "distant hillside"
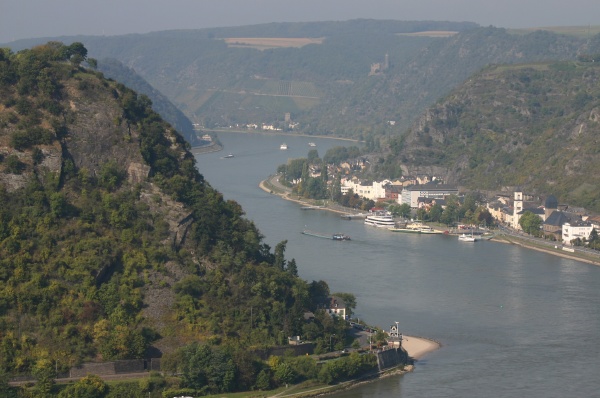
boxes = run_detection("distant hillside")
[4,22,600,145]
[6,22,598,142]
[389,60,600,212]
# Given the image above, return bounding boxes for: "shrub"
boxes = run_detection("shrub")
[4,155,25,174]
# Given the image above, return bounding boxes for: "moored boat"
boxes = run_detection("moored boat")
[364,212,395,228]
[458,233,477,242]
[390,221,442,234]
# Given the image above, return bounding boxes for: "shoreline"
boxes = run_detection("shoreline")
[266,336,440,397]
[259,176,600,267]
[490,235,600,266]
[195,128,363,143]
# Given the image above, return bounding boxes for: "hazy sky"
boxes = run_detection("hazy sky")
[1,0,599,43]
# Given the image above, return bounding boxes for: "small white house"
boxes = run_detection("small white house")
[326,296,346,319]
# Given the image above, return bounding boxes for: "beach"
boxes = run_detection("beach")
[402,335,440,359]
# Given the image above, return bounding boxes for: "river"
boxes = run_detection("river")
[194,132,600,398]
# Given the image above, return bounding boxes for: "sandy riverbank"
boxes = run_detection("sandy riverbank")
[402,335,440,359]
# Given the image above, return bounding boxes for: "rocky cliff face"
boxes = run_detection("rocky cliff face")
[393,61,600,211]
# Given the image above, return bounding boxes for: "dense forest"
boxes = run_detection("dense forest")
[0,42,371,397]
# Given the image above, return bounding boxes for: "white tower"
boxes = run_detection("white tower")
[513,191,523,229]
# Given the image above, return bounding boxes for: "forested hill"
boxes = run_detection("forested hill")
[386,60,600,212]
[0,42,341,387]
[9,20,597,142]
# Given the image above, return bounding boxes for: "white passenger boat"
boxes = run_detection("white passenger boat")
[364,212,395,228]
[280,143,288,150]
[458,233,477,242]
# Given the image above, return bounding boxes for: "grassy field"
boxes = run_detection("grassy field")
[222,37,325,50]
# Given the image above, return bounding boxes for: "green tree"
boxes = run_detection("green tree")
[274,240,287,270]
[287,258,298,276]
[58,374,107,398]
[519,211,542,236]
[32,357,56,396]
[429,203,443,222]
[274,362,296,385]
[87,58,98,69]
[254,369,271,390]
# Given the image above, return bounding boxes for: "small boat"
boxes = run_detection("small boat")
[280,143,288,150]
[308,142,317,147]
[223,153,234,158]
[458,233,477,242]
[332,233,351,241]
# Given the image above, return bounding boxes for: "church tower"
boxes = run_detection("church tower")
[544,195,558,220]
[513,191,523,229]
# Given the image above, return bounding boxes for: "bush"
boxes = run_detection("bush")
[4,155,25,174]
[10,127,54,150]
[106,382,144,398]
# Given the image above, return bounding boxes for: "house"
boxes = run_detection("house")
[384,184,402,202]
[340,179,390,201]
[486,200,512,225]
[562,221,594,245]
[387,323,402,348]
[418,197,446,210]
[400,183,459,208]
[326,296,346,319]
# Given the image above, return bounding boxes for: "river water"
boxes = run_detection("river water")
[194,132,600,398]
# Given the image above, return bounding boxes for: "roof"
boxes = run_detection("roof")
[406,183,458,192]
[565,220,592,227]
[329,296,346,309]
[544,211,572,227]
[518,207,545,215]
